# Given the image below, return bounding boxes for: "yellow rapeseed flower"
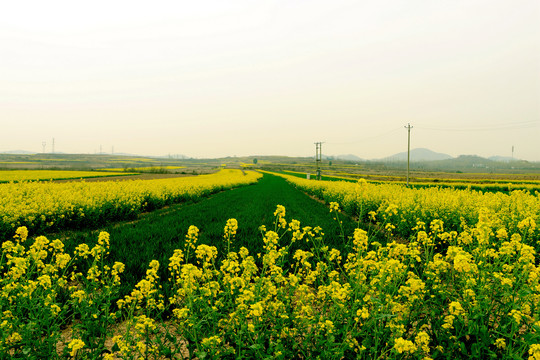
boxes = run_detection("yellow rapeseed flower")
[68,338,85,357]
[529,344,540,360]
[329,202,340,213]
[494,338,506,350]
[415,331,430,353]
[449,301,465,316]
[394,337,417,354]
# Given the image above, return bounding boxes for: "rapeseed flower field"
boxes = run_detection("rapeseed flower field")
[279,169,540,193]
[0,170,133,183]
[1,204,539,358]
[0,169,261,237]
[1,173,539,359]
[97,166,185,172]
[271,172,540,250]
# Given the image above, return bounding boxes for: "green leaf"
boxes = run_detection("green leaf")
[195,350,207,359]
[165,332,176,342]
[250,344,264,350]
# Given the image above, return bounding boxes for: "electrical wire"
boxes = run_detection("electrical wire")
[325,126,403,145]
[415,120,539,132]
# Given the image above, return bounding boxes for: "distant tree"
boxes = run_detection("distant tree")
[253,158,258,164]
[329,160,332,166]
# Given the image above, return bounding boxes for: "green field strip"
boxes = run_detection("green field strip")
[60,173,358,295]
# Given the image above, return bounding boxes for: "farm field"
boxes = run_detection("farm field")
[268,171,540,243]
[1,170,540,359]
[4,1,540,358]
[0,153,221,171]
[58,174,359,297]
[97,166,186,173]
[0,169,261,238]
[0,170,136,183]
[275,170,540,193]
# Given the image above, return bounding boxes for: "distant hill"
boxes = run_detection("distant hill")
[333,154,364,161]
[382,148,453,162]
[421,155,498,171]
[411,154,540,172]
[489,155,515,162]
[448,155,494,166]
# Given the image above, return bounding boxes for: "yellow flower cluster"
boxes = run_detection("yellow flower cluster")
[223,218,238,253]
[1,228,126,358]
[67,338,85,357]
[119,260,164,312]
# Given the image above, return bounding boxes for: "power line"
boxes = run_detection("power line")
[326,127,403,145]
[324,121,538,145]
[415,120,539,132]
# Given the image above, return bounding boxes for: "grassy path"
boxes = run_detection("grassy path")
[63,173,358,294]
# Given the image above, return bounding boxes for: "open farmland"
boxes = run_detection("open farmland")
[97,166,186,173]
[4,1,539,358]
[0,169,261,238]
[274,169,540,194]
[0,153,221,173]
[0,170,137,183]
[267,171,540,244]
[1,169,540,359]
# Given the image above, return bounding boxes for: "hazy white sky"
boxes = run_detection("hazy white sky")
[1,0,539,160]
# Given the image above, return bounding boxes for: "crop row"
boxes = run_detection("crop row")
[0,170,134,183]
[0,169,261,238]
[269,171,540,249]
[280,170,540,193]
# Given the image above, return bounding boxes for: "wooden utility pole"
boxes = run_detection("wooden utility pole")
[405,123,413,186]
[314,142,324,180]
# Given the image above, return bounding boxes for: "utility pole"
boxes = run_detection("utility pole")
[404,123,413,187]
[314,142,324,180]
[42,141,46,154]
[512,145,514,160]
[52,138,55,154]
